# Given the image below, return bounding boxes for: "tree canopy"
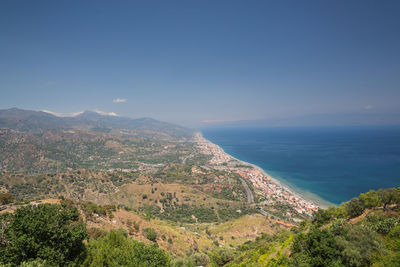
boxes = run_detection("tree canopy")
[84,230,170,267]
[0,204,87,266]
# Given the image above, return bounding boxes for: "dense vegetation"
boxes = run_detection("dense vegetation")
[1,187,399,266]
[0,204,87,266]
[139,203,256,224]
[0,204,169,266]
[221,187,400,266]
[84,230,169,266]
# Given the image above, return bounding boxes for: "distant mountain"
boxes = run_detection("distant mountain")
[0,108,194,138]
[0,108,195,173]
[0,108,66,133]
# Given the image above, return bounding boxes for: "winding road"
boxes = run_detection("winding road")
[239,177,283,221]
[239,178,254,204]
[182,148,197,164]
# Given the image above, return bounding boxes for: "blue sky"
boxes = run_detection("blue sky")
[1,0,399,127]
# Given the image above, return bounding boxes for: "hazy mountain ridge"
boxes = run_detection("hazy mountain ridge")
[0,108,195,173]
[0,108,194,138]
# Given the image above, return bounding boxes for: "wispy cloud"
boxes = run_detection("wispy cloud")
[70,111,84,116]
[42,110,64,117]
[41,110,99,117]
[42,110,85,117]
[93,109,118,116]
[113,98,127,103]
[364,105,373,110]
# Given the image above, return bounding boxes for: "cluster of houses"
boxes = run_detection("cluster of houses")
[235,168,318,216]
[193,133,232,165]
[195,133,319,217]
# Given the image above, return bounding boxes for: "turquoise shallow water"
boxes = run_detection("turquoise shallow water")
[202,126,400,205]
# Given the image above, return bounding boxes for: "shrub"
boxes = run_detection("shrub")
[0,193,14,205]
[84,230,169,266]
[171,257,194,267]
[143,228,157,242]
[190,252,210,266]
[312,208,333,226]
[209,247,234,266]
[346,198,365,218]
[0,204,87,266]
[19,259,49,267]
[359,190,381,208]
[378,188,400,210]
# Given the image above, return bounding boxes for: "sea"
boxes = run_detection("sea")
[202,126,400,206]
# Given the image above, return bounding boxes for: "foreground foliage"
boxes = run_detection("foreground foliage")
[84,230,170,267]
[0,204,87,266]
[1,187,400,266]
[222,187,400,266]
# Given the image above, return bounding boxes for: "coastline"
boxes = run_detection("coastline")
[196,132,332,210]
[239,160,332,209]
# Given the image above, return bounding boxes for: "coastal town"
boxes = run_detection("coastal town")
[194,133,319,218]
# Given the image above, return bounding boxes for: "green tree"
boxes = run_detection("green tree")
[143,227,157,242]
[346,198,365,218]
[190,252,210,266]
[0,193,15,205]
[209,247,234,266]
[19,258,49,267]
[291,228,340,266]
[291,221,383,267]
[312,208,333,226]
[359,190,381,208]
[378,188,400,210]
[84,230,170,267]
[0,204,87,266]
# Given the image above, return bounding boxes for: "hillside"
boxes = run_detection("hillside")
[1,188,399,266]
[0,108,194,138]
[0,107,318,232]
[0,109,280,230]
[1,108,399,266]
[221,187,400,266]
[0,108,194,173]
[0,198,285,258]
[0,109,282,252]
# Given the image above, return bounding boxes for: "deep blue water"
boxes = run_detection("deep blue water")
[202,126,400,205]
